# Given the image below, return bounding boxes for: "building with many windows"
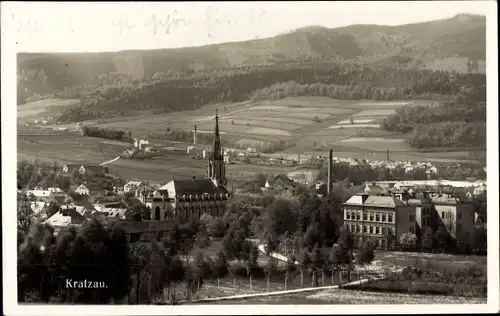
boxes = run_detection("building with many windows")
[147,111,231,222]
[431,195,475,241]
[343,194,417,248]
[407,195,435,238]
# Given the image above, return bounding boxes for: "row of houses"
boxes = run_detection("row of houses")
[365,180,487,196]
[61,163,107,175]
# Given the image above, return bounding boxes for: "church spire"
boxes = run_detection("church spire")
[212,109,222,160]
[207,109,226,186]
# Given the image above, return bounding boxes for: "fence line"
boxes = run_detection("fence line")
[184,277,384,303]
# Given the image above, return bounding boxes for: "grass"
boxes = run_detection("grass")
[205,289,486,304]
[373,250,487,275]
[328,124,381,129]
[353,109,397,117]
[17,99,80,123]
[342,250,488,299]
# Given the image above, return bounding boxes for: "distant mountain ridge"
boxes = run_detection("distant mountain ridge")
[17,14,486,99]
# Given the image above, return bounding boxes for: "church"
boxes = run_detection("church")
[146,110,231,222]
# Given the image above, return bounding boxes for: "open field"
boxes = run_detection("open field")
[20,97,480,164]
[328,124,381,129]
[202,288,486,304]
[353,109,397,117]
[17,131,304,185]
[17,99,81,123]
[372,250,487,274]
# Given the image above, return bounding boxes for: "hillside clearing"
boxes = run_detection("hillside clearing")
[340,137,406,143]
[328,124,381,129]
[353,109,397,117]
[17,99,80,122]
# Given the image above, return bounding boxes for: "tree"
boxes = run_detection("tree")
[166,257,185,303]
[107,226,131,302]
[328,243,343,284]
[207,217,226,238]
[399,233,418,249]
[17,235,45,302]
[253,173,267,187]
[309,245,326,286]
[245,244,259,291]
[356,239,376,276]
[264,258,276,292]
[284,256,296,290]
[212,251,228,289]
[199,213,213,226]
[298,249,310,287]
[420,227,434,252]
[128,244,151,303]
[192,251,211,298]
[18,191,34,233]
[260,198,297,254]
[384,228,396,250]
[435,225,451,252]
[471,226,487,254]
[179,223,196,263]
[194,222,211,248]
[336,226,355,282]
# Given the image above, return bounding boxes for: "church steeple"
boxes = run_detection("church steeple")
[212,109,222,160]
[207,109,226,186]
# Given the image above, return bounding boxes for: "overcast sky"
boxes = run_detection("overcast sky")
[2,1,494,53]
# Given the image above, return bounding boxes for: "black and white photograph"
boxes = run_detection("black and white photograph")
[1,1,498,315]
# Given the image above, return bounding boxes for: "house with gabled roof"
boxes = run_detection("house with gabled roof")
[124,180,143,193]
[265,174,297,192]
[43,207,87,234]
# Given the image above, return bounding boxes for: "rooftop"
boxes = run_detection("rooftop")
[160,179,228,196]
[344,194,406,208]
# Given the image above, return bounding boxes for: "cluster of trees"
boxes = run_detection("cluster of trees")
[17,160,71,190]
[17,160,114,192]
[17,216,220,304]
[200,186,373,283]
[382,98,486,151]
[315,160,486,186]
[81,126,127,141]
[18,220,131,303]
[397,224,487,255]
[46,62,485,123]
[251,81,453,103]
[406,122,486,150]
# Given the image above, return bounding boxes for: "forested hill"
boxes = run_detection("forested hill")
[18,13,485,103]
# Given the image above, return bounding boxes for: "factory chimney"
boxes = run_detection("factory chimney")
[327,149,333,195]
[193,125,197,145]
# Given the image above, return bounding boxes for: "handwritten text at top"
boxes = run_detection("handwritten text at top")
[111,7,267,37]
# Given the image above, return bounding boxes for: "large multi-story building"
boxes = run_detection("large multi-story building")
[343,194,417,248]
[147,111,231,222]
[407,195,435,238]
[431,195,475,241]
